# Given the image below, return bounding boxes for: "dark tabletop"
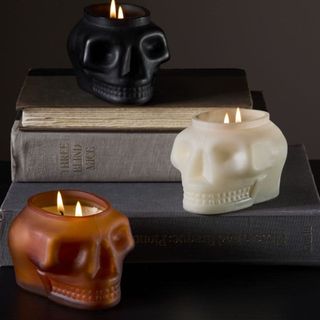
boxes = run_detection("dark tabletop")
[0,160,320,320]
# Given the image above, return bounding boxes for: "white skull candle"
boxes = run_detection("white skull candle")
[171,108,288,215]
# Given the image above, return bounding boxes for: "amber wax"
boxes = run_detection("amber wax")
[8,190,134,310]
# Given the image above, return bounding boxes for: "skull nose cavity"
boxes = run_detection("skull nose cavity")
[121,46,132,76]
[121,46,147,79]
[87,243,101,279]
[87,243,119,279]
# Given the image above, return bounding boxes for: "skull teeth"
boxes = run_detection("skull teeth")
[93,80,153,99]
[184,186,252,205]
[50,281,120,302]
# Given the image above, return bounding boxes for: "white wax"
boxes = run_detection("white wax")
[171,108,288,215]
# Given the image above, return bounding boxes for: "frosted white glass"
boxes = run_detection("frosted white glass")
[171,108,288,215]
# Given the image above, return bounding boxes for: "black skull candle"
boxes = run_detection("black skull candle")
[68,1,170,105]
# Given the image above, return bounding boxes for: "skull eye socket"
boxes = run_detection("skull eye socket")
[58,242,81,267]
[212,146,235,163]
[211,144,249,174]
[38,242,84,273]
[141,34,167,60]
[84,39,119,69]
[251,142,274,170]
[111,225,130,252]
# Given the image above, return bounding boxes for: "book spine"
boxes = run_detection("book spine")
[2,211,320,266]
[0,210,10,267]
[11,121,180,182]
[127,215,320,264]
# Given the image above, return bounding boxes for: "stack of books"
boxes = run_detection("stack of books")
[12,68,252,182]
[2,68,320,266]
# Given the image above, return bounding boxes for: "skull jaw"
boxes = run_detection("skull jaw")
[183,196,255,215]
[92,78,154,105]
[182,179,281,215]
[42,273,121,310]
[182,182,255,215]
[48,290,121,310]
[77,71,155,105]
[16,270,121,310]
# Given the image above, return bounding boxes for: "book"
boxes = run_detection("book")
[17,68,252,131]
[11,121,180,182]
[2,145,320,265]
[12,92,265,183]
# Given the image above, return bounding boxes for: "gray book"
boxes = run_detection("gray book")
[11,121,180,182]
[2,145,320,265]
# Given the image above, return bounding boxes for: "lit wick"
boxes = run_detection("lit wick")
[110,0,116,18]
[57,191,65,216]
[235,107,242,123]
[118,6,124,19]
[109,0,125,19]
[224,108,242,124]
[75,201,83,217]
[224,113,230,124]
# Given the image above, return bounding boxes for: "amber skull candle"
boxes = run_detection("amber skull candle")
[171,108,288,215]
[8,190,134,310]
[68,1,170,105]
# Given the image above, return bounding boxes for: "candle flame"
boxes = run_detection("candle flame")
[118,5,124,19]
[57,191,65,216]
[109,0,124,19]
[75,201,83,217]
[224,113,230,124]
[110,0,117,18]
[235,107,242,123]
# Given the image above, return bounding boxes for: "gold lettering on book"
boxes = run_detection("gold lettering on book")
[72,144,83,172]
[85,147,96,170]
[302,225,313,254]
[134,233,289,247]
[59,143,70,173]
[59,142,96,174]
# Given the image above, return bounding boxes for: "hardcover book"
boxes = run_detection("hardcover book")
[11,92,265,182]
[11,121,180,182]
[17,68,252,131]
[2,145,320,265]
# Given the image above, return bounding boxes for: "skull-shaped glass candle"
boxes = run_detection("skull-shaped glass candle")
[8,190,134,310]
[68,1,170,105]
[171,108,288,215]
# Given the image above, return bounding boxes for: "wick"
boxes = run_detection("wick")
[59,210,64,216]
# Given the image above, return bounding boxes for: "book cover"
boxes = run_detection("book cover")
[17,68,253,131]
[3,145,320,265]
[11,121,180,182]
[11,93,266,182]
